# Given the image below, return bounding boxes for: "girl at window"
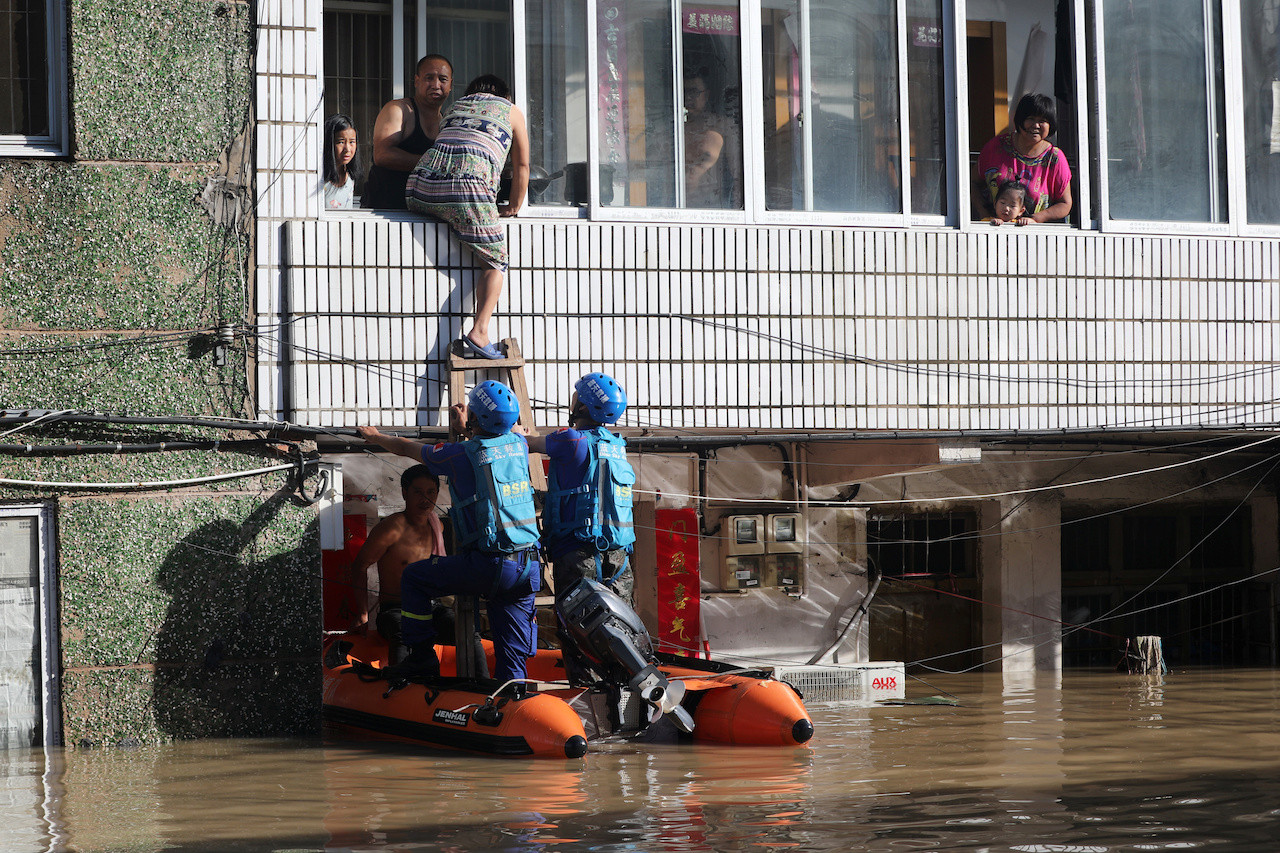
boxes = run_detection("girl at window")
[986,180,1030,226]
[323,114,361,210]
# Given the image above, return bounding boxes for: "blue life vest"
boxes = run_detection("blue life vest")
[449,433,540,553]
[546,428,636,552]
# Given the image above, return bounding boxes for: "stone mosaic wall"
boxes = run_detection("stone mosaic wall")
[0,0,321,743]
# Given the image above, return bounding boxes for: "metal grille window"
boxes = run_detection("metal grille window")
[321,0,512,207]
[0,0,66,155]
[867,511,977,580]
[324,3,395,198]
[1060,505,1261,667]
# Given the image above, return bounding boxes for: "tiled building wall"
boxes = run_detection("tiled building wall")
[266,219,1280,433]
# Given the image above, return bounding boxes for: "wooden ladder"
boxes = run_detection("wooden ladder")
[445,337,545,679]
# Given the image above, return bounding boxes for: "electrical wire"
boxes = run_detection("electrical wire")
[631,432,1280,508]
[0,463,301,491]
[673,312,1280,390]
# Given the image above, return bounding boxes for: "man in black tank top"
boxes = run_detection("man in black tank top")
[360,55,453,210]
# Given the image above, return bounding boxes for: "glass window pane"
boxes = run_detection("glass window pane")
[0,516,41,748]
[0,0,50,136]
[526,0,589,207]
[680,3,744,209]
[597,1,677,207]
[760,1,800,209]
[1240,0,1280,224]
[811,0,900,213]
[594,1,743,210]
[1101,0,1225,222]
[427,0,511,98]
[906,0,946,216]
[761,0,901,213]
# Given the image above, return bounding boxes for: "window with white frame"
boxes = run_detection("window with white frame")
[1096,0,1227,226]
[592,1,745,211]
[762,0,900,214]
[0,0,67,156]
[315,0,1280,233]
[0,505,59,749]
[1240,0,1280,224]
[524,0,589,207]
[322,0,512,204]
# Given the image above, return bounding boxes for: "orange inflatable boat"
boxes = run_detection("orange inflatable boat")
[323,632,813,756]
[323,577,811,757]
[322,633,589,759]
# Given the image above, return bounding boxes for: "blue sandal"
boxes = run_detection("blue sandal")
[462,336,504,360]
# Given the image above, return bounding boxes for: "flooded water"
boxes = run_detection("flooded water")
[5,669,1280,852]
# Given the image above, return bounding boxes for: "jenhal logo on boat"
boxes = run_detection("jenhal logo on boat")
[433,708,470,727]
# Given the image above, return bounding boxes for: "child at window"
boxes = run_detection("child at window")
[987,179,1030,226]
[324,114,361,210]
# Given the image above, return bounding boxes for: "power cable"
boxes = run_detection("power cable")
[0,462,304,491]
[673,312,1280,390]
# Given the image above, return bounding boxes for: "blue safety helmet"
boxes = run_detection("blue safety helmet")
[574,372,627,424]
[468,380,520,435]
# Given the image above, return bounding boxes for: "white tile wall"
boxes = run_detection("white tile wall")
[254,218,1280,433]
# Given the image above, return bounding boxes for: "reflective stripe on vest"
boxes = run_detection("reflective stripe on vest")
[400,609,433,621]
[450,433,540,553]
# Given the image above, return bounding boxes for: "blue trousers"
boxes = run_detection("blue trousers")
[400,549,539,683]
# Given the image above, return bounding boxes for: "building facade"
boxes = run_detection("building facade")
[263,0,1279,676]
[0,0,319,748]
[2,0,1279,745]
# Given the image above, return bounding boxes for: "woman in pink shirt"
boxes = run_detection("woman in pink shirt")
[976,93,1073,224]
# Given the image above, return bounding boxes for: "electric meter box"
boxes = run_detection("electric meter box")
[766,513,803,553]
[725,514,765,555]
[765,553,804,591]
[722,554,763,591]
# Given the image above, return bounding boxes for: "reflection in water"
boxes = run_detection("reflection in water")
[5,670,1280,851]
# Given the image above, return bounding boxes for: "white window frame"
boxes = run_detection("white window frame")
[0,0,69,157]
[577,0,754,225]
[955,0,1092,234]
[1225,0,1280,237]
[314,0,1279,236]
[0,504,60,748]
[320,0,517,222]
[1092,0,1232,236]
[745,0,918,229]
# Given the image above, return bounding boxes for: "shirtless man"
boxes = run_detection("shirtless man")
[349,465,445,663]
[360,54,453,210]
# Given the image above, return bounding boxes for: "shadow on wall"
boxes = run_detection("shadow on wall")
[412,225,483,427]
[152,487,322,738]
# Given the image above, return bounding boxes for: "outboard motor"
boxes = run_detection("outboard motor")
[556,578,695,734]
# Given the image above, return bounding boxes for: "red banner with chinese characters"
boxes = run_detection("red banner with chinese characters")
[655,508,706,657]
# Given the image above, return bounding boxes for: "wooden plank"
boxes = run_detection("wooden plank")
[503,339,548,493]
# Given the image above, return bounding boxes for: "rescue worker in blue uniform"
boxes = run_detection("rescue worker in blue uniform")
[523,373,636,605]
[356,380,541,686]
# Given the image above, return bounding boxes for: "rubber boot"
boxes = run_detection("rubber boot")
[388,642,440,679]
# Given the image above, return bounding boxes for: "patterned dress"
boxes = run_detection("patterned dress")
[406,93,514,271]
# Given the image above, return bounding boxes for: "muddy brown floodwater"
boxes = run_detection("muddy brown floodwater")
[5,669,1280,852]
